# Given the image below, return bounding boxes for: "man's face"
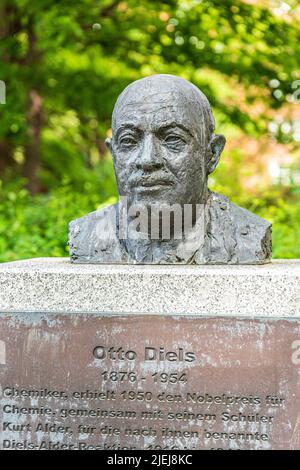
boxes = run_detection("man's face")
[110,85,210,209]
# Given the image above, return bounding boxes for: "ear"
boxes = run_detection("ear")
[207,134,226,174]
[105,137,112,152]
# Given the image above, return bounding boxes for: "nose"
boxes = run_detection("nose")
[136,134,163,172]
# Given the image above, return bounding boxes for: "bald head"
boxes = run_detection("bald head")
[112,74,215,143]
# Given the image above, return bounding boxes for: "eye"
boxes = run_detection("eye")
[163,134,186,150]
[119,136,137,147]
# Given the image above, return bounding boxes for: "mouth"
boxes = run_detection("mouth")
[139,179,173,187]
[130,175,174,190]
[135,180,174,193]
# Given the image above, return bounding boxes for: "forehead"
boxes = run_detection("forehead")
[113,91,204,134]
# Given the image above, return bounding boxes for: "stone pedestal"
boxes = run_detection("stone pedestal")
[0,258,300,450]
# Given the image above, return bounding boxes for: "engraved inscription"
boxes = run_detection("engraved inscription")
[93,346,196,362]
[0,315,299,450]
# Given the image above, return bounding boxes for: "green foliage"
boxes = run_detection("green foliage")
[1,0,300,145]
[0,164,117,263]
[0,0,299,261]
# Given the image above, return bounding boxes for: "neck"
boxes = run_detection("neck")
[117,196,210,263]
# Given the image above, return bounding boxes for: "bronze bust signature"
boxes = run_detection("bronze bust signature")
[69,74,272,264]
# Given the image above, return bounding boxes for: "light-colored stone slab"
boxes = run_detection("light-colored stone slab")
[0,258,299,317]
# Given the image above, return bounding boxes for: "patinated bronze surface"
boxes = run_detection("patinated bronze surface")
[69,75,272,265]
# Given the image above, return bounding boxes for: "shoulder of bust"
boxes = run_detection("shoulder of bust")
[68,204,122,263]
[69,204,116,229]
[210,191,271,228]
[207,191,272,264]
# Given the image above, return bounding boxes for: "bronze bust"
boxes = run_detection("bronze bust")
[69,74,271,264]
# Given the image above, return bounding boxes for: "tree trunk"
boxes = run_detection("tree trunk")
[24,89,43,194]
[0,140,14,173]
[0,2,18,175]
[23,19,43,195]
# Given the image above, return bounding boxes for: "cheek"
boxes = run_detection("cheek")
[114,142,142,161]
[113,151,142,195]
[164,145,205,181]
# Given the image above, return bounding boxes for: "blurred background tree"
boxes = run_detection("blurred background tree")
[0,0,299,261]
